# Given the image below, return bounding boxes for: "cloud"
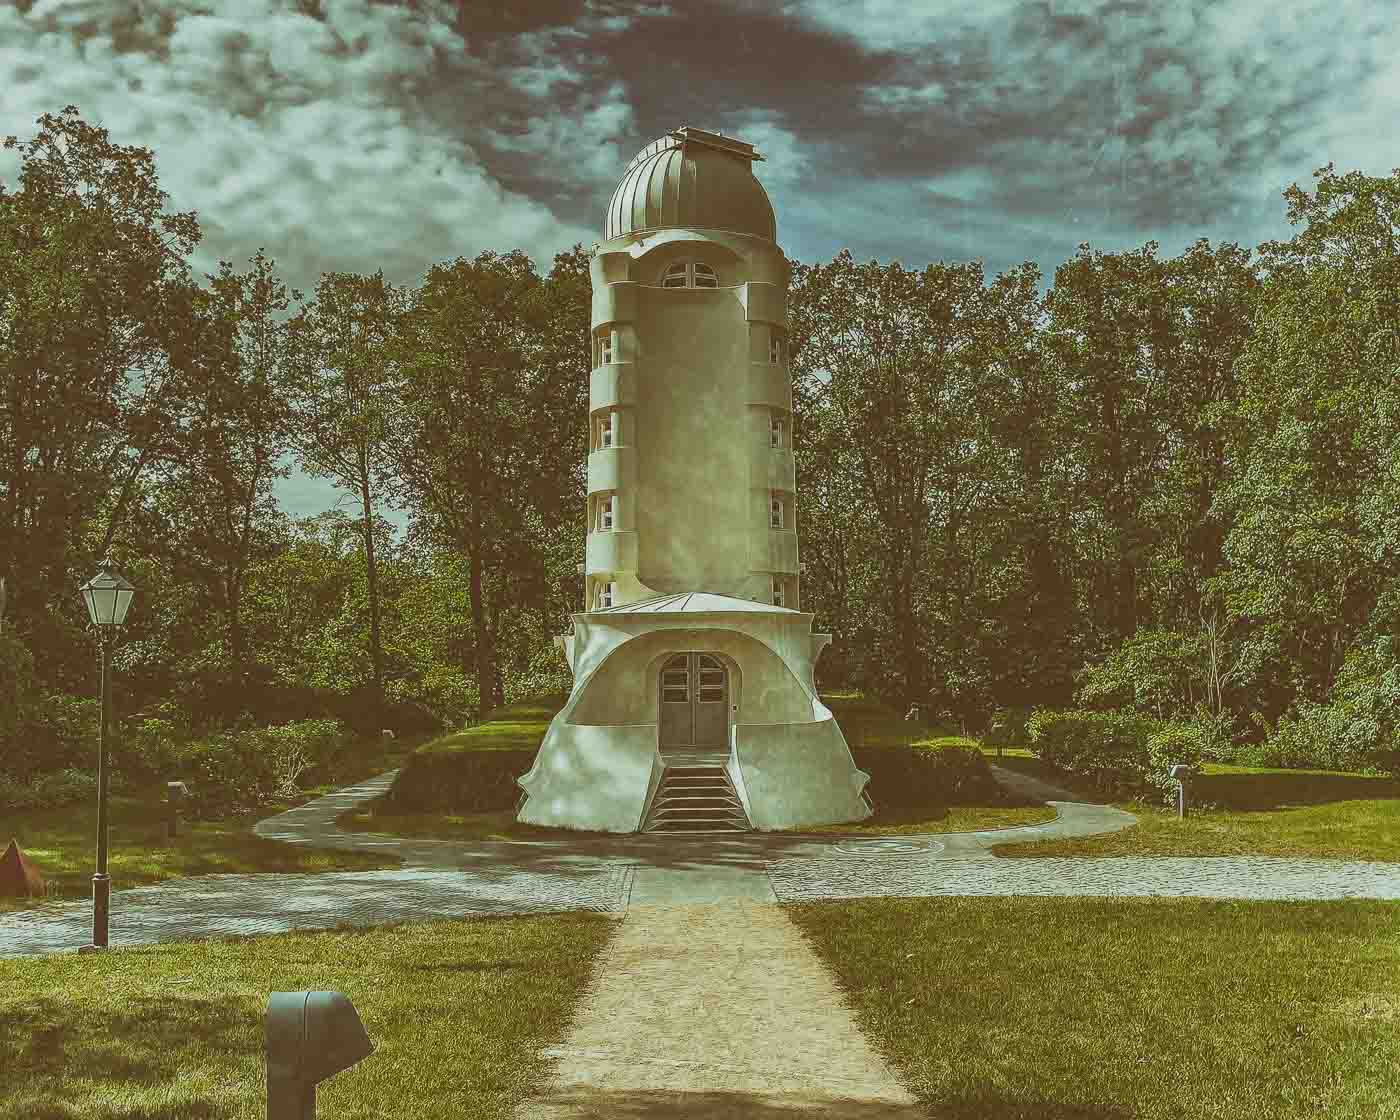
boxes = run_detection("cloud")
[786,0,1400,253]
[0,0,600,294]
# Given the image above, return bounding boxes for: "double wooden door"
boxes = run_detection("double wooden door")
[659,652,729,749]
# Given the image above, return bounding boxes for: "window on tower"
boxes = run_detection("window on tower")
[596,580,616,609]
[596,412,614,450]
[772,577,785,608]
[770,492,784,530]
[770,414,786,449]
[595,329,614,366]
[768,329,785,364]
[661,259,719,288]
[596,494,614,531]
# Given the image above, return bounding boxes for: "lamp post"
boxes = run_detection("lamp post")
[77,553,136,953]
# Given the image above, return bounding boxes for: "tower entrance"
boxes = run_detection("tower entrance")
[659,652,729,751]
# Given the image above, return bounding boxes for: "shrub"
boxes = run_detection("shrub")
[1238,699,1400,775]
[1027,708,1203,807]
[0,767,100,812]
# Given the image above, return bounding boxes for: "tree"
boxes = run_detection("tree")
[788,250,999,709]
[1212,164,1400,714]
[284,270,409,725]
[142,251,297,714]
[386,248,584,712]
[0,106,200,688]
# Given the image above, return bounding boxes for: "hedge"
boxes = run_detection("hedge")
[1026,708,1206,807]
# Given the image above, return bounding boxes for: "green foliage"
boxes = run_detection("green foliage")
[0,767,99,812]
[1027,708,1204,806]
[982,706,1036,748]
[1074,628,1206,719]
[1239,698,1400,776]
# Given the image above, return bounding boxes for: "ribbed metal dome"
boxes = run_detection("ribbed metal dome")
[604,127,776,243]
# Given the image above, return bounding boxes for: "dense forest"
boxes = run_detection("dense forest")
[3,107,1398,806]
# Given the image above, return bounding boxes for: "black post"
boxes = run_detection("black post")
[93,632,112,949]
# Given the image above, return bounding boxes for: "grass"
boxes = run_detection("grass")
[0,910,616,1120]
[801,802,1059,835]
[336,805,585,842]
[419,694,567,754]
[985,748,1400,862]
[789,894,1400,1119]
[0,734,433,915]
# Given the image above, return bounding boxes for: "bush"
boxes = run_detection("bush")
[1237,699,1400,775]
[168,717,352,819]
[1027,708,1204,807]
[0,767,99,812]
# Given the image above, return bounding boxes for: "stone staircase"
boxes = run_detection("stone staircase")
[642,754,750,834]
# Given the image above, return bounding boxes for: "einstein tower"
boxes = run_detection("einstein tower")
[515,126,871,832]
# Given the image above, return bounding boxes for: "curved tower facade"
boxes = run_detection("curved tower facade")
[516,127,870,833]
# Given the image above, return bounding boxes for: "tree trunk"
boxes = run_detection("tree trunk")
[466,538,495,718]
[359,472,385,726]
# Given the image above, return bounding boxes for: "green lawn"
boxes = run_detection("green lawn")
[0,735,432,914]
[801,802,1059,835]
[0,911,616,1120]
[789,895,1400,1119]
[423,694,567,753]
[985,749,1400,862]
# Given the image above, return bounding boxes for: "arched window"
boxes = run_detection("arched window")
[661,259,719,288]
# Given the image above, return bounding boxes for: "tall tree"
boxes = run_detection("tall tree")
[284,270,408,725]
[143,251,296,712]
[387,247,588,712]
[789,250,996,709]
[1213,164,1400,713]
[0,106,200,688]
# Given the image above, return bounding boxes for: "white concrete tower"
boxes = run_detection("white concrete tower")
[516,127,871,833]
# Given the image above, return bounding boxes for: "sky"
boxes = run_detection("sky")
[3,0,1398,532]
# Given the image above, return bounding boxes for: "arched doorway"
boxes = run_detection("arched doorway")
[659,652,729,750]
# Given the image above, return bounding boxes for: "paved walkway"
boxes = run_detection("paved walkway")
[517,901,924,1118]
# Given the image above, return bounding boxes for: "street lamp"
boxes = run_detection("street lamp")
[77,553,136,953]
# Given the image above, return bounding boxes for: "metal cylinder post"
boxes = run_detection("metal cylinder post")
[1177,780,1185,820]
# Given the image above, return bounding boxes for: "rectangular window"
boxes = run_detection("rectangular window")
[597,413,614,449]
[597,494,614,531]
[770,493,784,529]
[769,331,782,364]
[597,580,615,609]
[596,330,614,365]
[772,578,785,608]
[770,415,785,449]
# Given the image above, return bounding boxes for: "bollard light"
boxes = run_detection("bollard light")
[265,991,375,1120]
[166,781,190,838]
[1169,763,1193,820]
